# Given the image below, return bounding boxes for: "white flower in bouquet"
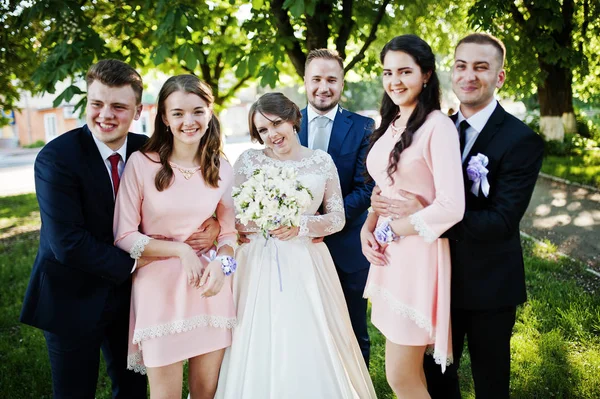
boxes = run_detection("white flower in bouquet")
[233,166,313,238]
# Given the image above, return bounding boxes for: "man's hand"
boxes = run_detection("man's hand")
[185,217,220,255]
[237,232,250,245]
[371,185,425,219]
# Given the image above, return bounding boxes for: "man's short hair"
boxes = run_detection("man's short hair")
[305,49,344,73]
[455,33,506,68]
[86,59,143,104]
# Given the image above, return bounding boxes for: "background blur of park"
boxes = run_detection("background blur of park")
[1,0,599,398]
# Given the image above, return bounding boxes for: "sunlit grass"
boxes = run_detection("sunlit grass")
[542,152,600,188]
[1,194,599,398]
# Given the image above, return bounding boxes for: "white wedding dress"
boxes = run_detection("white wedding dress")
[215,149,376,399]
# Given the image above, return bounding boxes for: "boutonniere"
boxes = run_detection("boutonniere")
[466,153,490,197]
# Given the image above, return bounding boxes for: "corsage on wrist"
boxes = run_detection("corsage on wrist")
[374,218,398,245]
[216,255,237,276]
[203,250,237,276]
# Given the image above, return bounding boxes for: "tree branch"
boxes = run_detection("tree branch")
[335,0,354,60]
[344,0,391,74]
[580,0,589,54]
[218,74,253,105]
[271,0,306,77]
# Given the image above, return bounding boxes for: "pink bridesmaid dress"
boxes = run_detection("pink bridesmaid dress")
[364,110,465,371]
[113,151,237,374]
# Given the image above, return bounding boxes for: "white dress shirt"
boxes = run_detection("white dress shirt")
[307,104,340,150]
[91,134,128,198]
[455,99,498,162]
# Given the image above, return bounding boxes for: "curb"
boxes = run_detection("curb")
[519,231,600,278]
[538,172,600,193]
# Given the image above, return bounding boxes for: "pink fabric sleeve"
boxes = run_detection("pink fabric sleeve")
[216,159,238,250]
[409,115,466,243]
[113,153,151,258]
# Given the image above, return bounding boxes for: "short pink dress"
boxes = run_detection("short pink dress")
[114,151,237,374]
[364,111,465,371]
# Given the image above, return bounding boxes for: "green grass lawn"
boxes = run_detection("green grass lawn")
[1,194,599,398]
[542,151,600,189]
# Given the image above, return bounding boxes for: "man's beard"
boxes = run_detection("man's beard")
[309,96,338,113]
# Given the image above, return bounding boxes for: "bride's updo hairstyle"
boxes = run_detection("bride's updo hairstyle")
[248,92,302,144]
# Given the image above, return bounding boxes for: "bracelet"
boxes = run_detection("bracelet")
[374,218,398,245]
[215,255,237,276]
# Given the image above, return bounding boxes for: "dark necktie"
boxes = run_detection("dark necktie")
[108,153,121,197]
[458,120,470,154]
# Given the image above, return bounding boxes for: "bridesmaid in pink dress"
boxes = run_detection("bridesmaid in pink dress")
[361,35,465,398]
[113,75,237,398]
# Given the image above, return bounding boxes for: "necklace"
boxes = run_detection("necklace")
[174,165,201,180]
[390,114,406,139]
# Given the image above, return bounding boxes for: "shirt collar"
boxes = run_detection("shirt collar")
[457,98,498,133]
[307,104,339,123]
[91,129,128,162]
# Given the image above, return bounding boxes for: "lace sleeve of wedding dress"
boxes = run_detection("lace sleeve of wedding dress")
[232,150,261,233]
[299,151,346,237]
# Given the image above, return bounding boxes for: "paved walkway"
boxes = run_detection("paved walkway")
[1,146,598,271]
[522,175,599,270]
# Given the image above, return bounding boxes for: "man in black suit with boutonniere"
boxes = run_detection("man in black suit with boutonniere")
[372,33,544,398]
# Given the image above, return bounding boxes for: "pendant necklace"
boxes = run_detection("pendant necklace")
[174,165,201,180]
[391,114,406,139]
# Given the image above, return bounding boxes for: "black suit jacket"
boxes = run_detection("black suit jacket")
[20,125,148,337]
[299,107,375,273]
[445,103,544,309]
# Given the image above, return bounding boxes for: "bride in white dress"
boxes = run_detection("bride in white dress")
[215,93,376,399]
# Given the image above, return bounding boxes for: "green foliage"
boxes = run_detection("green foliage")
[22,140,46,149]
[342,79,384,112]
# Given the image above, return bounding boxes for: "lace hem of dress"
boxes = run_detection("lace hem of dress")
[132,314,237,345]
[364,283,434,337]
[130,235,151,259]
[127,351,147,375]
[408,213,437,243]
[425,345,453,367]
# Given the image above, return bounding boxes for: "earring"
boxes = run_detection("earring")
[293,127,297,134]
[166,125,170,132]
[423,82,427,88]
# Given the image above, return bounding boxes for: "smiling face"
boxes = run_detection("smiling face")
[253,111,299,158]
[85,80,142,150]
[382,50,430,115]
[162,90,212,149]
[452,42,505,117]
[304,58,344,114]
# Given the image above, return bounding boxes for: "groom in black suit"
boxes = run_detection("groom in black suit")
[421,33,545,398]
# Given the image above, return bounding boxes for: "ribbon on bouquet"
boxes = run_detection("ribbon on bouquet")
[264,235,283,292]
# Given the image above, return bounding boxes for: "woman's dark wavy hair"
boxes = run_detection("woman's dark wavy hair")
[248,92,302,144]
[141,74,222,190]
[366,34,441,183]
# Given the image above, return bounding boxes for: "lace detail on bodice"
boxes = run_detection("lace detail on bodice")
[234,149,345,238]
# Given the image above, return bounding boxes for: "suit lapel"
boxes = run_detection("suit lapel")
[299,108,309,147]
[328,108,352,159]
[80,125,116,206]
[463,102,505,165]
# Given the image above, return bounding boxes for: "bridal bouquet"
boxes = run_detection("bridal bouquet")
[233,165,313,237]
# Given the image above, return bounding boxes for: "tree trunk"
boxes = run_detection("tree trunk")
[538,61,574,141]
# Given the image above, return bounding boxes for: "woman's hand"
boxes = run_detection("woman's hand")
[199,260,226,297]
[178,245,205,288]
[371,186,425,219]
[360,224,387,266]
[269,225,300,241]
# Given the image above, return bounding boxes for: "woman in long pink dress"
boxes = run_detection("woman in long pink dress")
[113,75,237,398]
[361,35,465,398]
